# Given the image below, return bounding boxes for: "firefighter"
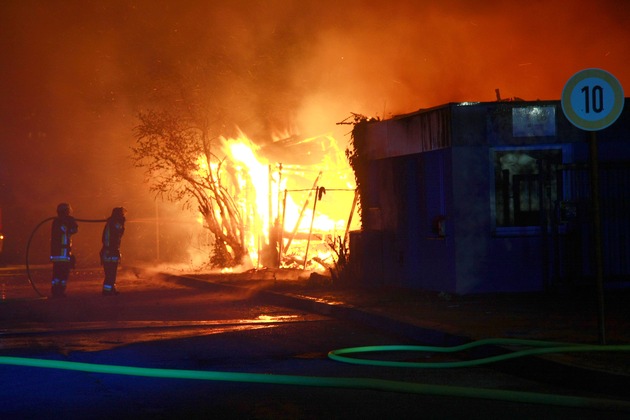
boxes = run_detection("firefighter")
[100,207,126,295]
[50,202,78,297]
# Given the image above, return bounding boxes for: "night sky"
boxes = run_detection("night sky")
[1,0,629,265]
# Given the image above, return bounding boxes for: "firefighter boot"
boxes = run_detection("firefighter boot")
[51,279,65,298]
[102,284,119,296]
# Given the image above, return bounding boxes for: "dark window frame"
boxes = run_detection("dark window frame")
[490,145,565,236]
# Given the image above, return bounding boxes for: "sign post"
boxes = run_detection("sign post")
[561,68,624,345]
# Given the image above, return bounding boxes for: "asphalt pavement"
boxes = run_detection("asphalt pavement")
[3,264,630,400]
[171,269,630,398]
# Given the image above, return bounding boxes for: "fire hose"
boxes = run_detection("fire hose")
[327,338,630,368]
[25,216,107,298]
[1,339,630,411]
[14,219,630,410]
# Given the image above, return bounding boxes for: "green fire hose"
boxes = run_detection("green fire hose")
[2,338,630,411]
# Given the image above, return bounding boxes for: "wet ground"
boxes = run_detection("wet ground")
[181,270,630,379]
[3,264,630,378]
[1,266,326,354]
[2,265,630,418]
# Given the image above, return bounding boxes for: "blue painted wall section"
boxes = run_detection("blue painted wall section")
[350,99,630,294]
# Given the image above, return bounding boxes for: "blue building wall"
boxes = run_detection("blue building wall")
[352,99,630,294]
[451,145,551,293]
[397,150,456,291]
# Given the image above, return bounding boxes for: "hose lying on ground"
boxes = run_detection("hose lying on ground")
[2,338,630,411]
[15,219,630,410]
[327,338,630,368]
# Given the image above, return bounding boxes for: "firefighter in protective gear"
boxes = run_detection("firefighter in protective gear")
[100,207,126,295]
[50,202,78,297]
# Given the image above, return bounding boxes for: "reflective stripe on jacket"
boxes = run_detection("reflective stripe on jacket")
[101,218,125,263]
[50,216,78,261]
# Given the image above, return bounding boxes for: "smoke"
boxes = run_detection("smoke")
[1,0,629,264]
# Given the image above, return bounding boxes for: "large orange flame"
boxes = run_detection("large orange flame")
[201,131,359,271]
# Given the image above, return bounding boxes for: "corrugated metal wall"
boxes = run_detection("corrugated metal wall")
[558,163,630,282]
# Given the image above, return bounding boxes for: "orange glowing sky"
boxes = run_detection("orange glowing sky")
[1,0,629,262]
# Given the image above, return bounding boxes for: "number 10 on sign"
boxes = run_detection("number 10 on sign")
[580,84,605,114]
[561,68,624,131]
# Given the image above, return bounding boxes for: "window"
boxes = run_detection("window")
[491,147,562,234]
[512,106,556,137]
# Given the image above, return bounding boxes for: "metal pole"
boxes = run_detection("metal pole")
[278,189,287,267]
[155,201,160,262]
[277,163,283,268]
[303,186,320,269]
[344,188,359,248]
[268,164,273,243]
[589,131,606,345]
[277,163,283,220]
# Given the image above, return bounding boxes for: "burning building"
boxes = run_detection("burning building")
[208,132,359,273]
[348,99,630,294]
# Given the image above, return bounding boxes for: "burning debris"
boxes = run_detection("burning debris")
[223,133,359,273]
[133,114,359,274]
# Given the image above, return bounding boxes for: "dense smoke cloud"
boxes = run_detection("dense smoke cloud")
[1,0,629,264]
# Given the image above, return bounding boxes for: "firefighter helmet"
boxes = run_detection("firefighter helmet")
[111,207,127,219]
[56,202,72,217]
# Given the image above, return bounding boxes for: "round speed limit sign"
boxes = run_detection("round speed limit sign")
[561,68,624,131]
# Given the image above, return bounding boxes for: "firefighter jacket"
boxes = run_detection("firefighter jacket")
[100,216,125,263]
[50,216,78,262]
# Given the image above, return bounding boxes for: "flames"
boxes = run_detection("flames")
[198,131,359,272]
